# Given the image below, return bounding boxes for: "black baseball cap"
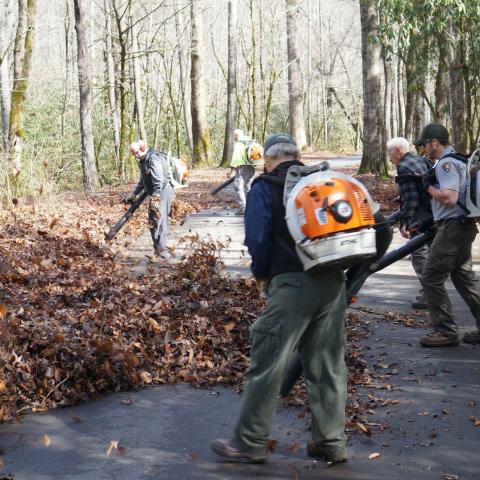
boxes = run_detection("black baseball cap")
[414,123,449,146]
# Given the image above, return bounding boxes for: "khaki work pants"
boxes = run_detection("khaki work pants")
[422,218,480,337]
[234,270,348,451]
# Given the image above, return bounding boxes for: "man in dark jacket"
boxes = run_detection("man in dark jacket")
[210,133,348,465]
[387,136,432,308]
[125,140,174,259]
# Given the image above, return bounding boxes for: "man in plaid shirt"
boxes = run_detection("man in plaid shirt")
[387,137,432,309]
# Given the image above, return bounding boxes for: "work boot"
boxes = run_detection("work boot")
[307,442,348,464]
[234,207,245,216]
[210,438,268,464]
[411,293,429,309]
[153,249,171,260]
[463,329,480,344]
[420,331,459,347]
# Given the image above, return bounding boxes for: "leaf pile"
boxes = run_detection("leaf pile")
[0,169,390,427]
[355,174,398,213]
[0,199,263,420]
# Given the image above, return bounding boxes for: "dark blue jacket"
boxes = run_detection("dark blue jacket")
[244,161,304,279]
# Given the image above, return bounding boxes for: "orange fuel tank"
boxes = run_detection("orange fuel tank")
[294,177,374,239]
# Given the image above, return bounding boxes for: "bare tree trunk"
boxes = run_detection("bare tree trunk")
[391,57,398,138]
[414,90,425,142]
[0,0,13,150]
[112,0,130,179]
[8,0,36,186]
[448,20,467,153]
[396,55,405,137]
[403,43,416,143]
[285,0,307,149]
[221,0,238,167]
[104,0,120,167]
[358,0,386,175]
[73,0,99,193]
[131,12,147,141]
[435,38,449,124]
[383,56,392,143]
[175,1,192,155]
[190,0,212,165]
[249,0,257,139]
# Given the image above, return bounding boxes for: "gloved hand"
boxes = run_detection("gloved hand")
[123,193,136,204]
[255,277,269,299]
[422,171,437,191]
[400,224,410,239]
[226,168,234,179]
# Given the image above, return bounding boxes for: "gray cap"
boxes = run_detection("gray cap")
[414,123,449,146]
[264,132,297,154]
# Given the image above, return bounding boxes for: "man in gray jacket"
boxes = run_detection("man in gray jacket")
[125,140,174,259]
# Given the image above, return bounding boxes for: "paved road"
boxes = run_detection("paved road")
[2,194,480,479]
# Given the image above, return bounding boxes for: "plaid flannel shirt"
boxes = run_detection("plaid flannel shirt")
[396,153,431,227]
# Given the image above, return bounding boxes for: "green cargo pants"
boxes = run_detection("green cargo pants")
[422,218,480,337]
[234,269,347,451]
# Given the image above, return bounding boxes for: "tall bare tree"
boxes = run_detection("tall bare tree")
[221,0,238,167]
[285,0,307,149]
[131,8,147,141]
[190,0,212,165]
[8,0,36,186]
[358,0,387,175]
[0,0,13,150]
[104,0,120,167]
[448,19,467,153]
[73,0,99,193]
[175,1,193,154]
[434,38,449,124]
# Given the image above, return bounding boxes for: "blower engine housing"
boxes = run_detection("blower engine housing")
[285,165,379,271]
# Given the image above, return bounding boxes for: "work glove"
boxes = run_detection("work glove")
[422,171,437,192]
[149,197,161,218]
[226,168,234,179]
[123,193,136,204]
[255,277,269,299]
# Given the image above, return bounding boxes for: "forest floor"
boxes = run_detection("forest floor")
[0,155,479,479]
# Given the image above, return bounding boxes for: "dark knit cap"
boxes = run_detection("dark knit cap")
[264,132,297,154]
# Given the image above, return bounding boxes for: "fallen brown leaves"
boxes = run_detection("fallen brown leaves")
[0,171,391,427]
[0,188,262,421]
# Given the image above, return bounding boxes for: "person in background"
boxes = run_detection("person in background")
[228,129,255,215]
[124,140,174,260]
[387,137,432,309]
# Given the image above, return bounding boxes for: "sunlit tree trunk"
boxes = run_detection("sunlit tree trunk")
[358,0,387,175]
[0,0,13,151]
[221,0,238,167]
[7,0,36,189]
[73,0,99,193]
[104,0,120,167]
[190,0,212,165]
[285,0,307,149]
[175,1,192,155]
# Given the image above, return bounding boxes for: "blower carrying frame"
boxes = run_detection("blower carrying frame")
[279,208,435,397]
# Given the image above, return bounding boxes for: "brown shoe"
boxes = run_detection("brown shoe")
[463,330,480,344]
[420,331,459,347]
[210,438,268,464]
[307,442,348,463]
[412,292,429,309]
[411,298,429,309]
